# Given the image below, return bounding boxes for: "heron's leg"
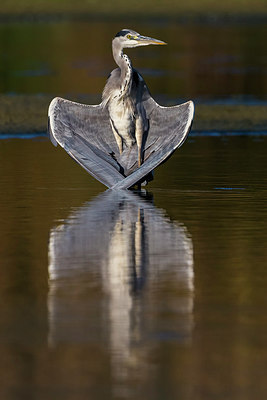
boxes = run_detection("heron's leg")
[110,119,123,154]
[135,116,143,167]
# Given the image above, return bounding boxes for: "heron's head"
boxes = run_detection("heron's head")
[113,29,167,48]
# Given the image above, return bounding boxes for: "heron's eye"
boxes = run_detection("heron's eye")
[127,34,132,39]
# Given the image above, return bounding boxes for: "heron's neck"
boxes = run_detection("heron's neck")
[112,42,133,96]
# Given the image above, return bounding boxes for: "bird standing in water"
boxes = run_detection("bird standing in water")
[48,29,194,189]
[102,29,166,167]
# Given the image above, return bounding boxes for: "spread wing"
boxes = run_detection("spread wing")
[48,93,194,189]
[112,91,194,189]
[48,97,124,188]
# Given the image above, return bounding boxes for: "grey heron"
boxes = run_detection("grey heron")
[48,29,194,190]
[102,29,166,167]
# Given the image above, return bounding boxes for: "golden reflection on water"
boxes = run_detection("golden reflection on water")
[48,190,194,395]
[0,137,267,399]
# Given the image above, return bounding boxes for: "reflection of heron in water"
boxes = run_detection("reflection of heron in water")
[48,190,194,394]
[48,29,194,189]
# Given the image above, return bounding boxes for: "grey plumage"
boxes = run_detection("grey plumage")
[102,29,160,165]
[48,190,194,346]
[48,29,194,189]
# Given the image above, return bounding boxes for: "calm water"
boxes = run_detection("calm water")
[0,135,266,399]
[0,17,267,400]
[0,20,266,103]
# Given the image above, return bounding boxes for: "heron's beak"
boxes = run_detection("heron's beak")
[137,35,167,46]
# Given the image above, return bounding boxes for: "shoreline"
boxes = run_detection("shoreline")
[0,0,267,24]
[0,95,266,135]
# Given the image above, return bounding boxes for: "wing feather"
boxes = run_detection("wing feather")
[111,97,194,190]
[48,97,124,188]
[48,93,194,190]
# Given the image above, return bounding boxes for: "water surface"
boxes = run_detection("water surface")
[0,135,266,399]
[0,20,266,103]
[0,14,267,400]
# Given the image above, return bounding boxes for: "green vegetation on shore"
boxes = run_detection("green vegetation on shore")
[0,95,266,135]
[1,0,267,19]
